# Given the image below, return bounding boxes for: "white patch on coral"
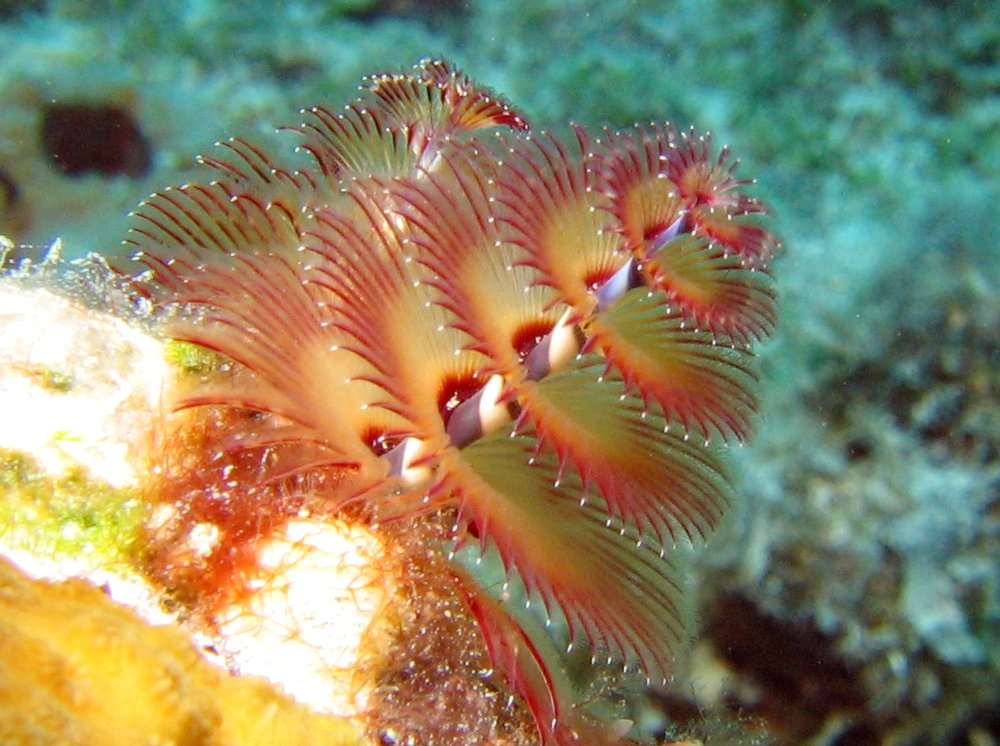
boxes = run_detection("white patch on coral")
[0,283,167,487]
[215,518,389,719]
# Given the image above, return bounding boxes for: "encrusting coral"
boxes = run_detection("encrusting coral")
[117,58,779,744]
[0,555,363,746]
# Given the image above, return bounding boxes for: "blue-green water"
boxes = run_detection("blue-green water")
[0,2,997,743]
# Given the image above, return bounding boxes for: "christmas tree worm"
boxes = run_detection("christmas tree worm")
[121,59,780,745]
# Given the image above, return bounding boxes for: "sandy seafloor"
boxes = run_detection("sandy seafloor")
[0,1,998,744]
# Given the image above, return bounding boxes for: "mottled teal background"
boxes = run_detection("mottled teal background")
[1,1,997,743]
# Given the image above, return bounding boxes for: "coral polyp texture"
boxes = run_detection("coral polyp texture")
[122,58,779,744]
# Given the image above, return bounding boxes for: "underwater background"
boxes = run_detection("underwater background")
[0,1,998,744]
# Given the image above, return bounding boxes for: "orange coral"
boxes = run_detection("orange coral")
[0,555,362,746]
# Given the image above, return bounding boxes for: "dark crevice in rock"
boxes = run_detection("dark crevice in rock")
[41,102,152,178]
